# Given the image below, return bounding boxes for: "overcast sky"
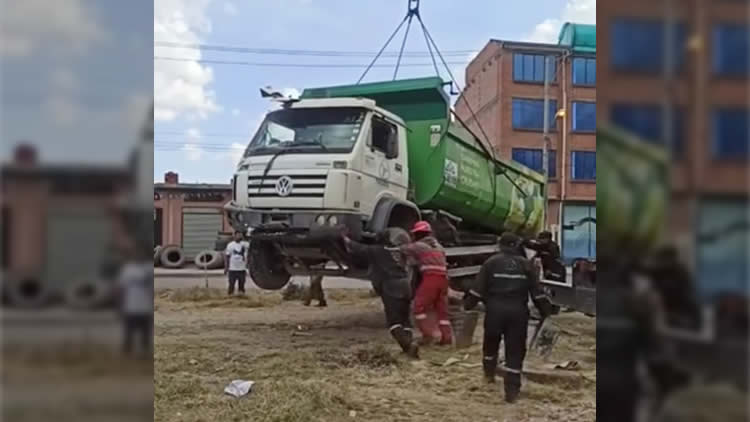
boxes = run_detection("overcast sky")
[0,0,153,166]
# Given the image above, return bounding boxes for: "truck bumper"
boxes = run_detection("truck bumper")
[223,202,364,239]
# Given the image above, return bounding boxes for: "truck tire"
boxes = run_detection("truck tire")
[160,245,185,268]
[65,279,113,310]
[6,275,52,308]
[194,250,224,269]
[248,241,290,290]
[154,246,163,266]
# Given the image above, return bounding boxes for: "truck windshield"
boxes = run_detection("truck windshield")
[244,107,365,156]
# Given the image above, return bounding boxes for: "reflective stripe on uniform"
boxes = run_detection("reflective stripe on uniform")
[421,265,447,272]
[493,273,526,279]
[469,290,482,298]
[534,294,548,300]
[389,324,403,332]
[438,320,451,326]
[415,313,428,320]
[483,355,497,361]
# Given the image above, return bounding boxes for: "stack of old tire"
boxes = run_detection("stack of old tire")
[2,272,114,310]
[193,231,230,269]
[156,245,186,269]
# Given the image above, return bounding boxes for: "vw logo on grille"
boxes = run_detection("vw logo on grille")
[275,176,294,197]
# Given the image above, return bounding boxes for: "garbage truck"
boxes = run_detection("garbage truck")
[224,77,548,291]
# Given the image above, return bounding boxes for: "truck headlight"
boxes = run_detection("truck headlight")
[328,215,339,226]
[316,215,327,225]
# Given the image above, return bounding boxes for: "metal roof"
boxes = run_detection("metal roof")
[557,23,596,54]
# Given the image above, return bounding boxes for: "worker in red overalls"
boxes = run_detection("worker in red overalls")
[400,221,453,346]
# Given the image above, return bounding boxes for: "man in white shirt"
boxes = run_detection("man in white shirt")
[224,230,249,295]
[116,249,154,357]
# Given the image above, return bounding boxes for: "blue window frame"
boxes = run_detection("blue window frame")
[610,103,684,157]
[611,19,687,73]
[513,53,557,83]
[511,148,557,178]
[572,57,596,85]
[512,98,558,131]
[713,24,749,76]
[713,108,749,160]
[572,101,596,132]
[571,151,596,181]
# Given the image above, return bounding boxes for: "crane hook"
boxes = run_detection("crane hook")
[407,0,419,17]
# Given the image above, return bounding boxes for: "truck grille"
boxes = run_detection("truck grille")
[247,174,327,198]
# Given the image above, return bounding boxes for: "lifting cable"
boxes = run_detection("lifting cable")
[359,0,531,201]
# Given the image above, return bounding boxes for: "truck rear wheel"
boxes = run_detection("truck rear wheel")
[249,241,291,290]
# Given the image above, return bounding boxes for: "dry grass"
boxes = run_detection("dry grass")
[155,290,596,422]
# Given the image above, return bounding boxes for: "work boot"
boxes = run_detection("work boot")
[316,298,327,307]
[483,356,497,384]
[438,321,453,346]
[415,316,439,345]
[504,372,522,403]
[391,326,420,359]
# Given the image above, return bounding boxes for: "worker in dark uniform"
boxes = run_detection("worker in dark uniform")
[343,228,419,358]
[303,275,327,307]
[524,231,563,281]
[642,246,700,330]
[463,233,553,403]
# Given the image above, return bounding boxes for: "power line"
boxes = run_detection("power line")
[154,56,468,68]
[154,41,477,57]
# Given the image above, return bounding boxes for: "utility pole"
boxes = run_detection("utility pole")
[542,55,551,230]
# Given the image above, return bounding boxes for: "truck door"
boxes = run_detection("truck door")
[361,115,408,214]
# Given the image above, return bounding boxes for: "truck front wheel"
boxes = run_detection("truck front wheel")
[249,241,291,290]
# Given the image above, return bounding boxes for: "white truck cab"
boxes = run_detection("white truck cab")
[226,97,411,242]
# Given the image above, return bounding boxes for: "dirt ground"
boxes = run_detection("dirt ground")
[154,287,596,422]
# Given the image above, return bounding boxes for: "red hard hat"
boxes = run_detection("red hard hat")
[411,221,432,234]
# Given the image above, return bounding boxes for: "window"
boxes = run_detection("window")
[371,116,398,158]
[697,200,748,302]
[561,203,596,263]
[610,103,684,157]
[571,151,596,180]
[713,108,749,159]
[572,101,596,132]
[513,53,557,83]
[611,19,687,73]
[512,148,557,178]
[713,24,749,76]
[512,98,558,131]
[572,57,596,85]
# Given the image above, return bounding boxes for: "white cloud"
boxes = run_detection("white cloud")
[44,96,79,126]
[154,0,220,121]
[525,0,595,44]
[223,2,238,16]
[186,128,201,139]
[0,0,108,58]
[232,108,241,116]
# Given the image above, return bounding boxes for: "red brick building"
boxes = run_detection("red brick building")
[455,23,596,262]
[154,172,232,259]
[597,1,748,300]
[1,145,132,284]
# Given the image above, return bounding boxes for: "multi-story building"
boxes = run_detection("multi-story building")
[455,23,596,263]
[598,1,748,301]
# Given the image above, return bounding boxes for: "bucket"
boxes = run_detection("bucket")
[450,303,480,349]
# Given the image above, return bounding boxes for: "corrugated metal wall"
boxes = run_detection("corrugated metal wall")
[181,208,222,259]
[46,210,112,286]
